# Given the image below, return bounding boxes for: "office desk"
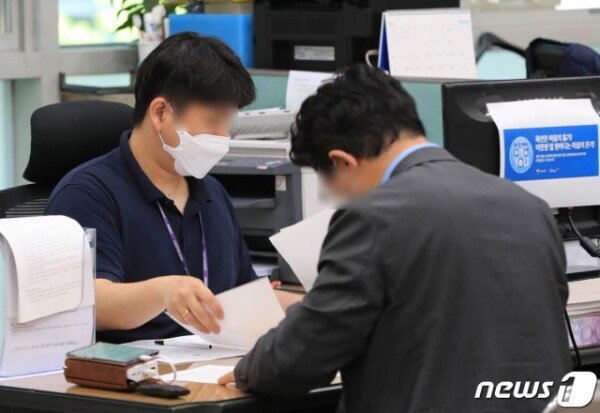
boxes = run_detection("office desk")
[0,358,341,413]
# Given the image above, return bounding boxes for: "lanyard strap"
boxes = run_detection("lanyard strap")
[157,202,209,285]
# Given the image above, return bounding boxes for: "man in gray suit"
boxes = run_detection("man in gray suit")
[219,64,571,412]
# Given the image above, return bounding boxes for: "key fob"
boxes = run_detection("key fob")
[137,384,191,399]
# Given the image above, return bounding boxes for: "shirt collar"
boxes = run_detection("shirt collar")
[380,142,439,185]
[119,131,212,205]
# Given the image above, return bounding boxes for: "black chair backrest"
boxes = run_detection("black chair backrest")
[526,38,600,79]
[526,38,570,79]
[24,100,133,184]
[0,100,133,218]
[476,32,526,63]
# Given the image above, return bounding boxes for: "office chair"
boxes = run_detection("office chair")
[0,100,133,218]
[476,32,526,62]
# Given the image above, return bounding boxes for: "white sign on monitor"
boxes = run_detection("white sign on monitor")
[488,98,600,208]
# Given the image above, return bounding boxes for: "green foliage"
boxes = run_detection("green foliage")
[113,0,184,32]
[59,0,138,46]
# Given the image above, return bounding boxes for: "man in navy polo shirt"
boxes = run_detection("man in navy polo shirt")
[45,33,297,343]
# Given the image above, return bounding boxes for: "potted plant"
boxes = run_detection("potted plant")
[113,0,187,62]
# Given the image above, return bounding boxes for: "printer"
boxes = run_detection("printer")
[253,0,460,71]
[210,110,333,284]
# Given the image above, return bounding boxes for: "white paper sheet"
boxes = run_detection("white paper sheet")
[270,209,336,292]
[0,227,95,377]
[565,240,600,274]
[252,262,278,278]
[167,278,285,351]
[161,364,234,384]
[0,216,85,322]
[0,370,63,382]
[127,336,245,365]
[285,71,333,112]
[487,99,600,208]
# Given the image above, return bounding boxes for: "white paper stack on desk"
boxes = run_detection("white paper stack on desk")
[567,278,600,317]
[127,335,246,365]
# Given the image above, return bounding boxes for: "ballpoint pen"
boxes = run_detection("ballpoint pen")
[154,340,212,350]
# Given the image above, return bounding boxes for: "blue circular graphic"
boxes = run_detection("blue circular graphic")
[509,136,534,174]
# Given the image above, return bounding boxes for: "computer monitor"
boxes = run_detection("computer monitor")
[442,76,600,241]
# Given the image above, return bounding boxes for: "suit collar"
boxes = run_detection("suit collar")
[390,146,459,178]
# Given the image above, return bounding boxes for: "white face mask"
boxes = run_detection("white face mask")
[158,114,230,179]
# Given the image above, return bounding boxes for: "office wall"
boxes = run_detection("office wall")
[0,0,59,188]
[471,8,600,48]
[0,80,11,189]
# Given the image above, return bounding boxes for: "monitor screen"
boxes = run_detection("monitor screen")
[442,76,600,209]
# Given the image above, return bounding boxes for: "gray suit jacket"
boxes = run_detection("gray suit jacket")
[235,147,571,412]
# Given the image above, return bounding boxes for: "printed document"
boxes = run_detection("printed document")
[167,277,284,351]
[488,99,600,208]
[270,209,336,291]
[0,224,95,377]
[286,71,334,112]
[0,216,86,322]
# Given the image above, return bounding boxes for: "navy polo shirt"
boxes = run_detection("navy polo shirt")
[45,131,257,343]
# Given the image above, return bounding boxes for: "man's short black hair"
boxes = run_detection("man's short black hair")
[290,64,425,174]
[133,32,255,124]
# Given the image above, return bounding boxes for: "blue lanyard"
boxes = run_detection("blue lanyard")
[157,202,209,285]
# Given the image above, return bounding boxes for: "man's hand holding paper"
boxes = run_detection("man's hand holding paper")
[168,277,285,351]
[162,275,224,334]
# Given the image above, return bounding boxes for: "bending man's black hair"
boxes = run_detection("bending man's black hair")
[290,64,425,174]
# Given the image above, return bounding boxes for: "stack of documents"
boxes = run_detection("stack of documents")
[270,209,336,292]
[568,278,600,317]
[128,335,245,365]
[565,240,600,275]
[0,216,95,377]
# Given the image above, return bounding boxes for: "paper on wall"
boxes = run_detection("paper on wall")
[167,277,284,351]
[0,216,86,322]
[270,209,336,292]
[285,70,334,112]
[487,99,600,208]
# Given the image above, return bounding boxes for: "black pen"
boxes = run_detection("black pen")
[154,340,212,349]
